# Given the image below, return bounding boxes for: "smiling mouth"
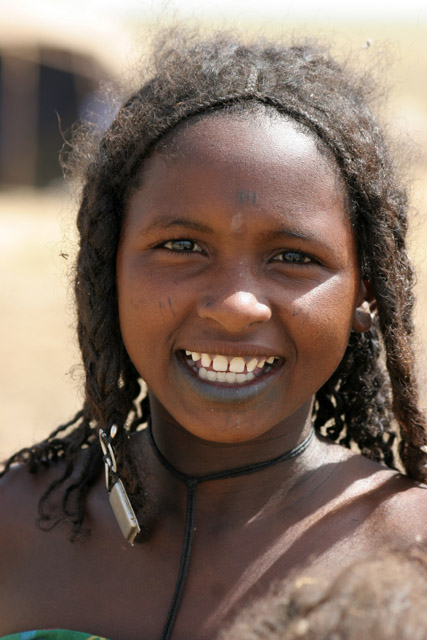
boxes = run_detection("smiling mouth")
[182,350,279,385]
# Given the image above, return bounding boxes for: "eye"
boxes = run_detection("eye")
[162,239,203,253]
[272,250,314,264]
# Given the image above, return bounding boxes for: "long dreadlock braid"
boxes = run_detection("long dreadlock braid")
[2,29,426,538]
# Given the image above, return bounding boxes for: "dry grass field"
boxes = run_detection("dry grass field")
[1,21,427,460]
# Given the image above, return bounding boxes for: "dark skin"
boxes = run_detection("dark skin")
[0,113,425,640]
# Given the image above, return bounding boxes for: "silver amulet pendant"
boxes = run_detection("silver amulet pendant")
[99,427,141,545]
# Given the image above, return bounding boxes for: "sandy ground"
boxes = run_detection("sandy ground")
[0,188,82,458]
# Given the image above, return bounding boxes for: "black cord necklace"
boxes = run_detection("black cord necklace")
[147,421,315,640]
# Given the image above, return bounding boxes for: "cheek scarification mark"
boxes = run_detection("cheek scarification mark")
[168,296,176,317]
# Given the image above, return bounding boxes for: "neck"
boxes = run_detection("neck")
[149,418,315,481]
[130,396,325,522]
[148,394,315,476]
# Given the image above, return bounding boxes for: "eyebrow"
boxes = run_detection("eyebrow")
[140,216,334,248]
[140,216,214,235]
[259,225,326,245]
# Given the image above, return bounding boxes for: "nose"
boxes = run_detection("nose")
[197,289,272,332]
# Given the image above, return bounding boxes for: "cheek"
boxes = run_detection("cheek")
[288,277,358,363]
[116,260,189,378]
[117,268,161,362]
[292,274,357,325]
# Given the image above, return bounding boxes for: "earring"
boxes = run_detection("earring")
[99,426,141,545]
[353,300,373,333]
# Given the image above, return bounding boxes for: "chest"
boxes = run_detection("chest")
[1,498,391,640]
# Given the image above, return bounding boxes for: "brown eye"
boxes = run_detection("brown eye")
[163,239,203,253]
[273,251,312,264]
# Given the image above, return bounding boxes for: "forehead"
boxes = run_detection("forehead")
[137,111,346,213]
[124,111,356,265]
[159,109,329,160]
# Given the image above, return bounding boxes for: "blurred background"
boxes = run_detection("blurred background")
[1,0,426,457]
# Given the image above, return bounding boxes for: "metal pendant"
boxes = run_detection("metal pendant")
[109,477,141,545]
[99,427,141,545]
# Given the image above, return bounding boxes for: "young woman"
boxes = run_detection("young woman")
[1,29,426,640]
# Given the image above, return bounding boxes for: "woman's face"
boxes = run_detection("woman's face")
[117,113,368,443]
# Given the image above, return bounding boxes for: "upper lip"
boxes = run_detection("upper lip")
[177,342,282,359]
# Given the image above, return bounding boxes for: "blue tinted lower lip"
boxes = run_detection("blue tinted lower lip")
[174,351,282,404]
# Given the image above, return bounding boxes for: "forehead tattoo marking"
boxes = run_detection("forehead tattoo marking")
[237,190,257,205]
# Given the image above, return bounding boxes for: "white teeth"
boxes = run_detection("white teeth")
[195,366,260,384]
[185,350,201,362]
[185,350,278,382]
[229,357,245,373]
[246,358,258,372]
[212,355,228,372]
[201,353,212,368]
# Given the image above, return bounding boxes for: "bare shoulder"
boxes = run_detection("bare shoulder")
[375,471,427,540]
[343,450,427,543]
[0,463,46,531]
[0,457,107,548]
[0,457,102,566]
[0,459,111,635]
[317,440,427,545]
[0,462,66,558]
[0,464,53,612]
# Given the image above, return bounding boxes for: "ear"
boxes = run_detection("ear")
[352,279,376,333]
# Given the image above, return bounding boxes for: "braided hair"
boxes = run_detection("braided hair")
[2,28,426,538]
